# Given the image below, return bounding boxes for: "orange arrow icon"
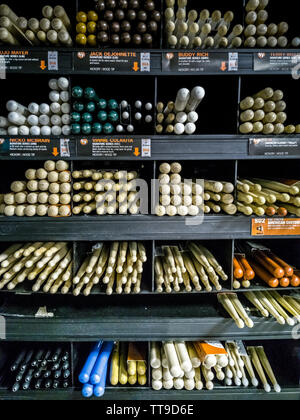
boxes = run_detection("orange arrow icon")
[40,60,47,70]
[134,147,140,156]
[133,62,139,72]
[52,147,59,157]
[220,61,227,72]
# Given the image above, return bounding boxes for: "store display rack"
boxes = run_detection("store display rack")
[0,0,300,400]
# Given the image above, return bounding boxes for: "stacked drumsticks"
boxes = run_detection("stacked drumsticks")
[0,4,72,46]
[239,88,300,136]
[243,0,294,48]
[0,78,71,137]
[156,87,205,135]
[156,162,236,217]
[0,160,72,218]
[109,342,147,387]
[237,177,300,217]
[155,242,228,293]
[72,169,140,215]
[73,242,146,296]
[151,341,281,393]
[0,242,72,294]
[234,243,300,290]
[204,180,237,215]
[165,0,242,49]
[155,162,203,217]
[76,0,161,48]
[218,291,300,328]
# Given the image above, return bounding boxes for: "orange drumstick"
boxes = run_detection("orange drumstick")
[253,251,285,279]
[233,256,244,279]
[267,253,294,278]
[239,256,255,281]
[279,277,290,288]
[265,207,276,217]
[277,207,288,217]
[249,259,279,288]
[291,274,300,287]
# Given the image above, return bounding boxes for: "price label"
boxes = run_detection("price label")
[0,138,73,159]
[74,50,150,73]
[77,137,151,158]
[0,49,60,73]
[252,218,300,236]
[162,52,238,73]
[249,138,300,156]
[254,52,300,72]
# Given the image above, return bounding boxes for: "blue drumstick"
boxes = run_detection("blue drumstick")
[90,341,114,385]
[93,360,109,398]
[82,383,94,398]
[79,341,103,384]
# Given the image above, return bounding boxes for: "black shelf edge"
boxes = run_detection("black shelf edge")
[3,216,300,241]
[0,215,252,241]
[1,48,299,75]
[0,387,298,400]
[2,316,295,342]
[1,136,300,161]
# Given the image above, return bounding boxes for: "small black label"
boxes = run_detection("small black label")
[249,138,300,156]
[162,52,238,73]
[74,51,150,73]
[0,138,74,159]
[77,137,151,158]
[254,52,300,72]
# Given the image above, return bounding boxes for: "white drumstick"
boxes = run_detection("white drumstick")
[185,87,205,112]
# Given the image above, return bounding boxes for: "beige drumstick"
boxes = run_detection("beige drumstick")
[247,347,271,393]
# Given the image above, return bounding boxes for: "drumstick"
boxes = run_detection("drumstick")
[254,291,285,324]
[269,291,300,322]
[218,294,245,329]
[246,0,259,12]
[242,354,259,387]
[190,255,212,292]
[163,342,182,378]
[263,291,295,326]
[256,347,281,393]
[197,9,209,31]
[174,342,192,373]
[247,347,271,393]
[228,294,254,328]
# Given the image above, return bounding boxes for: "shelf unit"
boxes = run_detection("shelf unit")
[1,0,300,400]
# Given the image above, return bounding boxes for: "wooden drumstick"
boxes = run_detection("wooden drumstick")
[256,347,281,393]
[247,347,271,393]
[191,256,212,292]
[228,294,254,328]
[255,291,285,324]
[242,354,259,387]
[269,292,300,322]
[0,244,23,263]
[264,294,293,322]
[218,294,245,328]
[53,6,71,31]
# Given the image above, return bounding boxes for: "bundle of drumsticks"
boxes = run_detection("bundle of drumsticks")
[151,341,281,393]
[218,291,300,328]
[233,242,300,289]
